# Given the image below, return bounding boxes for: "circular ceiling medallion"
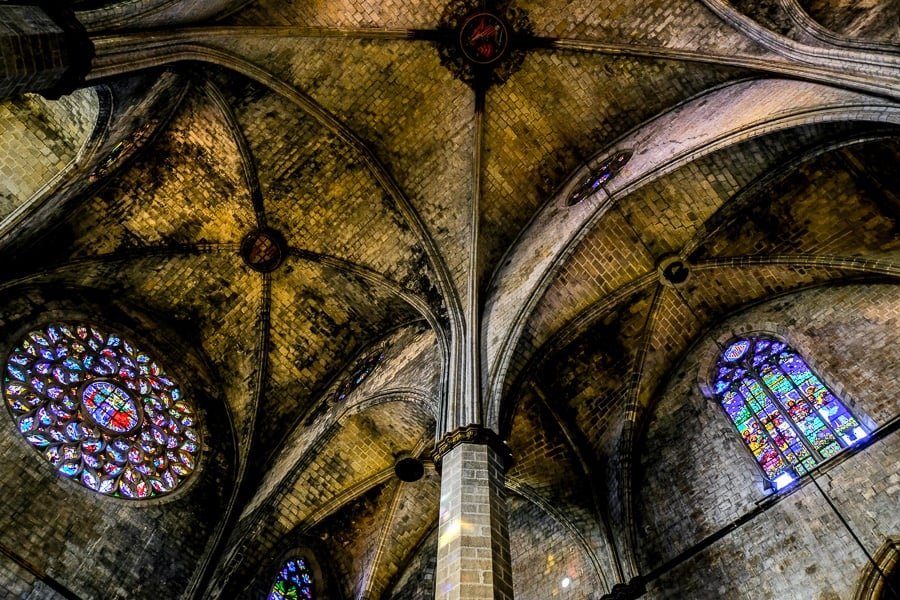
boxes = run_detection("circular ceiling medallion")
[657,254,690,287]
[458,12,509,65]
[241,228,286,273]
[437,0,533,88]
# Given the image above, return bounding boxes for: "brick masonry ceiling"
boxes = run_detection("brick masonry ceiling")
[0,0,898,598]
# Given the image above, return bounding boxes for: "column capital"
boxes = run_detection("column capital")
[432,424,513,472]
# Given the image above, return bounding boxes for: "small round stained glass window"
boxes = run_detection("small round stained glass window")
[723,339,750,362]
[3,323,201,499]
[268,558,314,600]
[81,381,142,434]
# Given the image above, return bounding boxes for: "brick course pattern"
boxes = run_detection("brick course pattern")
[0,89,97,219]
[215,37,474,297]
[435,443,514,600]
[639,283,900,598]
[799,0,900,44]
[0,7,70,99]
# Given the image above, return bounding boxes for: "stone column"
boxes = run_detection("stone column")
[433,426,514,600]
[0,4,93,99]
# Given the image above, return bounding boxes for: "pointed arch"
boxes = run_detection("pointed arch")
[705,333,872,490]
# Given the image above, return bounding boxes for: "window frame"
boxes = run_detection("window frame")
[264,546,325,600]
[706,332,871,491]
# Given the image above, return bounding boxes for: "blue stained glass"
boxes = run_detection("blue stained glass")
[19,416,35,434]
[4,323,201,499]
[713,335,871,488]
[82,469,100,490]
[9,354,29,366]
[8,365,26,381]
[27,433,52,447]
[335,351,385,402]
[268,558,314,600]
[59,462,80,477]
[723,340,750,362]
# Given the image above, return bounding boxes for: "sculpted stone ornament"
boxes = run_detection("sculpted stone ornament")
[437,0,534,88]
[241,228,287,273]
[459,12,509,65]
[431,424,514,472]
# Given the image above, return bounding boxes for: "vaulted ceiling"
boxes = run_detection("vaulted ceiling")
[0,0,898,597]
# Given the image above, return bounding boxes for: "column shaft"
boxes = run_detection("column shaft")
[0,5,93,99]
[436,442,513,600]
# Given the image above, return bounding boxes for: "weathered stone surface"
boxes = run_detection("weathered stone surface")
[0,0,898,598]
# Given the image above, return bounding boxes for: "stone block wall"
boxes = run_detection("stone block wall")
[508,494,603,600]
[0,89,98,217]
[0,6,70,99]
[638,283,900,598]
[0,288,235,600]
[391,528,439,600]
[435,443,513,600]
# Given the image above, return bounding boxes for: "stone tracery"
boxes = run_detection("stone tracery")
[4,323,200,499]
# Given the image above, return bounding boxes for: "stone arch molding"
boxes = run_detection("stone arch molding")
[854,537,900,600]
[0,87,105,239]
[77,0,249,32]
[483,78,900,431]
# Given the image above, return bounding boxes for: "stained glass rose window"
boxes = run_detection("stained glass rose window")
[3,323,200,499]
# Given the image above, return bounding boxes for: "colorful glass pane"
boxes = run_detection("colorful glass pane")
[3,323,201,499]
[334,350,385,402]
[81,381,141,434]
[723,340,750,362]
[713,335,869,488]
[268,558,314,600]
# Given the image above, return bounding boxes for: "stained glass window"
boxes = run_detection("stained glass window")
[713,335,869,490]
[3,323,201,499]
[565,150,632,206]
[334,350,384,402]
[268,558,314,600]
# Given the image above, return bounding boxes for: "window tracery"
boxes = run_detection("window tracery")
[3,323,200,499]
[267,558,314,600]
[712,335,868,490]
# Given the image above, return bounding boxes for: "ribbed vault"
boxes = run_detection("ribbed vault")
[0,0,897,598]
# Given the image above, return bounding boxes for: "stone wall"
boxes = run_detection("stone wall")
[0,7,71,99]
[638,283,900,598]
[391,528,438,600]
[0,287,234,599]
[508,494,604,600]
[0,89,98,217]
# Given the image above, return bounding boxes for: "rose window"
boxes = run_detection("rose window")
[3,323,201,499]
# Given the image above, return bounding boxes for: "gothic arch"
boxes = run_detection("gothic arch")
[855,537,900,600]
